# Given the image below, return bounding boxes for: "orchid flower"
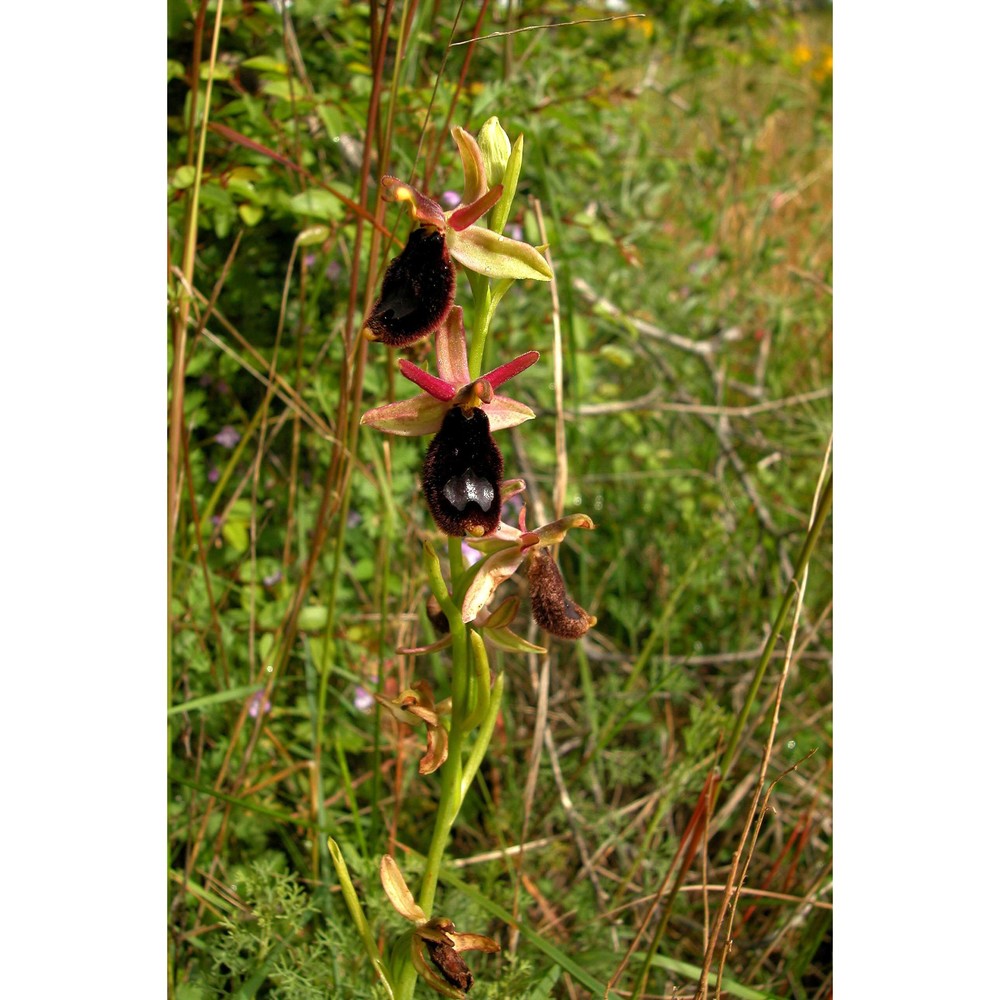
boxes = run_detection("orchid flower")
[360,306,538,436]
[362,128,552,347]
[461,504,597,637]
[380,855,500,998]
[362,306,538,538]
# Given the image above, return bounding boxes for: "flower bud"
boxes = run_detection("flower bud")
[477,116,511,188]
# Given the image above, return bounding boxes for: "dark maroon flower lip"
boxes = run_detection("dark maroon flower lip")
[422,407,503,538]
[363,227,456,347]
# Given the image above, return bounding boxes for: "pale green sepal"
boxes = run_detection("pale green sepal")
[447,226,553,281]
[360,394,447,436]
[490,132,523,234]
[486,627,547,655]
[460,544,527,623]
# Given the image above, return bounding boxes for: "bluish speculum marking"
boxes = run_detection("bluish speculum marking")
[443,470,495,512]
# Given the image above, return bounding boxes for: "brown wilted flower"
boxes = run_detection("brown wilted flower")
[526,547,597,640]
[373,680,449,774]
[379,855,500,997]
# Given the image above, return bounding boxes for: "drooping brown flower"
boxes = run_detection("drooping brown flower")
[526,547,597,640]
[379,855,500,998]
[372,680,449,774]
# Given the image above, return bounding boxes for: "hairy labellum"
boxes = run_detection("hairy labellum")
[527,548,596,639]
[364,227,455,346]
[422,407,503,537]
[426,939,474,993]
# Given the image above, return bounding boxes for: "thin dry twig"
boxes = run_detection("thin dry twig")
[449,14,645,47]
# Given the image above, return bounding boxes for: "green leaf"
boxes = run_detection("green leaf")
[171,165,197,190]
[317,103,343,140]
[240,55,288,74]
[168,685,261,716]
[296,224,330,247]
[298,605,329,631]
[238,203,264,226]
[221,517,249,552]
[288,188,346,223]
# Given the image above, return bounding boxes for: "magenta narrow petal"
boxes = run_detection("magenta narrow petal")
[448,184,504,232]
[482,351,540,389]
[399,360,457,402]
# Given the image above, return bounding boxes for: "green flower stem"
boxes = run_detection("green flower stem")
[467,279,492,380]
[397,545,505,1000]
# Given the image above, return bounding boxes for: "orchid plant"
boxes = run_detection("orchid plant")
[330,118,596,998]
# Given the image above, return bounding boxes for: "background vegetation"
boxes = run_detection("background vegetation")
[167,1,832,997]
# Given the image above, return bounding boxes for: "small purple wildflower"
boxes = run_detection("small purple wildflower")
[248,690,272,718]
[304,253,317,269]
[354,685,375,712]
[440,189,462,210]
[505,223,524,242]
[326,260,342,281]
[346,510,363,529]
[214,425,240,449]
[207,466,220,484]
[263,569,283,587]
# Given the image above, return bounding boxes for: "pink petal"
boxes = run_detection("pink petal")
[482,351,539,389]
[360,395,449,436]
[435,307,471,386]
[481,394,535,431]
[399,360,456,402]
[381,175,445,228]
